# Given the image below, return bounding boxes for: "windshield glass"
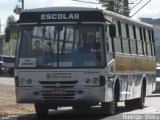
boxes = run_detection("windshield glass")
[16,24,105,68]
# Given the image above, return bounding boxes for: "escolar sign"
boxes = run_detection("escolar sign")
[41,13,80,20]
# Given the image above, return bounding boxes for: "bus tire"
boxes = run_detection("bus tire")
[125,96,145,110]
[72,105,91,111]
[125,99,135,109]
[136,83,146,109]
[101,98,117,115]
[35,103,48,117]
[125,83,146,109]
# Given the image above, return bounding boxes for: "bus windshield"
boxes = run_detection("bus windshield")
[16,24,105,68]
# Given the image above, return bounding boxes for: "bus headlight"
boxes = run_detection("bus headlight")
[18,78,32,86]
[92,77,99,84]
[85,78,91,84]
[27,79,32,84]
[19,78,26,85]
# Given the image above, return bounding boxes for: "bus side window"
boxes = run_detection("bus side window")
[148,30,152,56]
[143,28,148,56]
[105,26,112,52]
[137,27,144,55]
[151,30,155,56]
[121,22,129,54]
[112,20,122,53]
[125,23,131,54]
[133,26,138,54]
[146,29,152,56]
[129,25,136,54]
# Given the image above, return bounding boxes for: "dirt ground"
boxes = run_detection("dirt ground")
[0,77,35,116]
[0,90,35,116]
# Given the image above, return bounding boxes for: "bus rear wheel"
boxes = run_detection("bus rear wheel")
[136,83,146,109]
[125,84,146,109]
[125,97,145,110]
[35,103,48,117]
[125,99,136,109]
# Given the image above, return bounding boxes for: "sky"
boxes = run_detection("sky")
[0,0,160,33]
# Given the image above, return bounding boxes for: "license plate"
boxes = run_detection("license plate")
[51,90,65,95]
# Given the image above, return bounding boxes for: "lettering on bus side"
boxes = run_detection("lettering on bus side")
[41,13,80,20]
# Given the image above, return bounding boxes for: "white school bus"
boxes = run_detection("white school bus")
[15,7,156,117]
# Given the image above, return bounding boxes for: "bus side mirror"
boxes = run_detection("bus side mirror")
[109,24,116,38]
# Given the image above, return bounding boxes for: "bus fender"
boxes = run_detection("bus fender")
[141,74,147,89]
[141,74,147,94]
[113,78,120,102]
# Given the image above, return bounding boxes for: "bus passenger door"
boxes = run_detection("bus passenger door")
[105,25,115,101]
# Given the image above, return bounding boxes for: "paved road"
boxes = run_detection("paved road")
[0,76,160,120]
[0,75,14,85]
[0,76,15,106]
[1,98,160,120]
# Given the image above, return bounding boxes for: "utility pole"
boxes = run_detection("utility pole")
[0,19,1,33]
[14,0,24,15]
[21,0,24,10]
[18,0,24,10]
[123,0,129,17]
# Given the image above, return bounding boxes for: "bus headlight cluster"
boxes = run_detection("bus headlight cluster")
[92,77,99,84]
[19,78,33,86]
[85,77,99,85]
[85,78,91,84]
[27,79,32,84]
[19,78,25,85]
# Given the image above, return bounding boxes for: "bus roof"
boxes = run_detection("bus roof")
[22,6,102,12]
[103,10,153,28]
[19,6,153,28]
[19,7,105,23]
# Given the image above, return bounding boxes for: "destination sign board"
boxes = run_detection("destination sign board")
[41,13,80,20]
[19,11,105,23]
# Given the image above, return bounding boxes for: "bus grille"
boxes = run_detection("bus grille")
[39,81,78,88]
[41,90,76,101]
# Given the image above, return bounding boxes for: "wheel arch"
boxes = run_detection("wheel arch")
[141,75,147,96]
[113,77,120,102]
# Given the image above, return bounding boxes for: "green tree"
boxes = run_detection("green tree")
[5,15,18,42]
[0,34,4,40]
[99,0,123,14]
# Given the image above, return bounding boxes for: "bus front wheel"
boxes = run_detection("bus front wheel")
[101,98,117,115]
[72,105,91,111]
[35,103,48,117]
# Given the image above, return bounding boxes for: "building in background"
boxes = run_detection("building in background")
[0,39,16,56]
[3,40,16,56]
[140,18,160,64]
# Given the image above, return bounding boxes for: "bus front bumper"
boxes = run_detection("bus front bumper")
[16,87,106,105]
